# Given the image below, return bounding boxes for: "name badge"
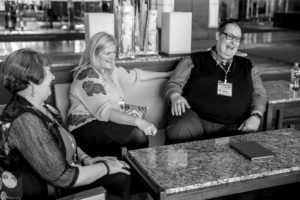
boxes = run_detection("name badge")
[217,80,232,97]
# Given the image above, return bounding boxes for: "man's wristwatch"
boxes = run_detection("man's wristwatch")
[251,113,263,121]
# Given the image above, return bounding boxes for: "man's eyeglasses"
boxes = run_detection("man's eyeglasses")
[219,30,242,43]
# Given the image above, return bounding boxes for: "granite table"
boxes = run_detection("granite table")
[263,80,300,130]
[124,129,300,200]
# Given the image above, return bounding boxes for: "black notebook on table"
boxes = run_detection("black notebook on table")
[230,141,275,161]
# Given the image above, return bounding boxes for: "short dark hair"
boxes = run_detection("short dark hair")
[218,19,241,32]
[0,48,50,94]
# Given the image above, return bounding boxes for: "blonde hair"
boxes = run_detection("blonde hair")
[74,32,117,75]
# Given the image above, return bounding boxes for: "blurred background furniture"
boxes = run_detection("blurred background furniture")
[263,80,300,130]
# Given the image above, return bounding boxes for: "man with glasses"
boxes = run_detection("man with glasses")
[164,19,267,144]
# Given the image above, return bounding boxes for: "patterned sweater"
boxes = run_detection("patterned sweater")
[68,65,141,131]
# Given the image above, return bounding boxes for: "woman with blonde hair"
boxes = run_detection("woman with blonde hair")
[68,32,171,158]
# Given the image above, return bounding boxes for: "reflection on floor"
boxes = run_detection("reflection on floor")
[0,40,85,56]
[1,31,300,57]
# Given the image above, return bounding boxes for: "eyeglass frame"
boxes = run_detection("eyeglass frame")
[218,30,242,43]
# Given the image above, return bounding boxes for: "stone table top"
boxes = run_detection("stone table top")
[263,80,300,104]
[128,129,300,196]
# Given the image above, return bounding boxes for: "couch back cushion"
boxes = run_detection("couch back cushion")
[0,104,5,115]
[54,83,71,124]
[123,78,169,129]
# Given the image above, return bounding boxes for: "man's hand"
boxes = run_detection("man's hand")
[238,115,261,132]
[170,93,191,116]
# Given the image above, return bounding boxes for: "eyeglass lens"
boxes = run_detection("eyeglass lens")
[221,31,241,43]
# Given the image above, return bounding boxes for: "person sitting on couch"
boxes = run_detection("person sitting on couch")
[68,32,171,158]
[0,48,131,200]
[164,20,267,144]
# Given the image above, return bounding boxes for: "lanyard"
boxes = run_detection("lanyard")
[55,121,78,163]
[43,106,78,163]
[210,48,233,84]
[103,72,125,109]
[218,62,232,84]
[65,132,78,162]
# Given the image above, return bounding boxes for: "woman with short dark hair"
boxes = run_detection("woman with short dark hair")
[0,48,131,200]
[2,49,47,93]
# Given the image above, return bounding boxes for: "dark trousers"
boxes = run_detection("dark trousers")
[72,120,148,158]
[166,109,243,144]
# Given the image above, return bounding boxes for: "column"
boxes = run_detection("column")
[246,0,250,20]
[67,0,74,30]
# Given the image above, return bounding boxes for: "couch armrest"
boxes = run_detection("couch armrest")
[54,83,71,124]
[57,186,106,200]
[0,104,6,115]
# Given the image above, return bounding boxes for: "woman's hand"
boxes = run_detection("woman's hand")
[135,118,157,136]
[84,156,118,166]
[170,93,191,116]
[108,109,156,136]
[105,159,131,175]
